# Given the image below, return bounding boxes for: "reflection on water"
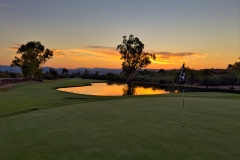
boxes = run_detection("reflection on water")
[57,83,179,96]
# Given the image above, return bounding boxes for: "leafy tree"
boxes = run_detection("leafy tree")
[117,35,156,83]
[227,62,240,72]
[82,69,90,79]
[226,62,240,88]
[93,71,100,79]
[49,68,58,79]
[232,62,240,71]
[200,69,213,88]
[158,69,165,73]
[185,68,199,87]
[42,71,54,80]
[228,72,238,89]
[138,69,152,75]
[11,41,53,79]
[62,68,68,74]
[76,72,81,77]
[95,71,99,76]
[106,73,115,81]
[227,64,233,70]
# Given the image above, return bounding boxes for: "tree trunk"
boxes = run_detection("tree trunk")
[127,71,136,84]
[125,83,135,95]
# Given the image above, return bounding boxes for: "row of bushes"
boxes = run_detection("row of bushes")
[0,71,22,78]
[41,70,240,87]
[198,75,240,87]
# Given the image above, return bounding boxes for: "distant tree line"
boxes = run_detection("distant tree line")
[4,62,240,89]
[0,71,22,78]
[40,66,240,89]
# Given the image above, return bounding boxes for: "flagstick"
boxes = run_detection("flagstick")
[182,84,185,127]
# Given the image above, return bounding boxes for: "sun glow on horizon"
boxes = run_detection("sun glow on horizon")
[0,45,235,70]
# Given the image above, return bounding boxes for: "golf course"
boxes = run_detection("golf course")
[0,78,240,160]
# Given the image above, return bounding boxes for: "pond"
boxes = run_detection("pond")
[57,83,180,96]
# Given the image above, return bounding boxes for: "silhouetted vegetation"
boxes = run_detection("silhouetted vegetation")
[42,64,240,89]
[199,69,213,88]
[41,68,58,80]
[117,35,156,83]
[82,69,90,80]
[5,40,239,91]
[11,41,53,79]
[49,68,58,79]
[62,68,68,74]
[0,71,22,78]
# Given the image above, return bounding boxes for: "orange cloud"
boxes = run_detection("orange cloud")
[6,44,208,68]
[51,47,207,66]
[52,46,120,61]
[151,52,207,64]
[8,44,22,50]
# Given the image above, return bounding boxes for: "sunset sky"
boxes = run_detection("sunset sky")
[0,0,239,70]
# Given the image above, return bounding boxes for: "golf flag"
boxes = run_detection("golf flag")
[179,63,185,127]
[179,63,185,84]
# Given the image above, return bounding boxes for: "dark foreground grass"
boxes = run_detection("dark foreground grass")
[0,79,240,159]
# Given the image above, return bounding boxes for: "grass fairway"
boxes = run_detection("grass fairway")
[0,79,240,159]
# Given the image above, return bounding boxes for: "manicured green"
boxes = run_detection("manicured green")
[0,79,240,160]
[0,79,112,118]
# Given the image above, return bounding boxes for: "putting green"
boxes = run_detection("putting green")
[0,79,240,159]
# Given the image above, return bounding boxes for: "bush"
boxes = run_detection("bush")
[158,79,168,84]
[42,72,54,80]
[209,77,220,86]
[58,74,70,78]
[219,75,229,85]
[237,77,240,86]
[106,73,115,81]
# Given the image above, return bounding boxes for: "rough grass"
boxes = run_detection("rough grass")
[0,78,240,160]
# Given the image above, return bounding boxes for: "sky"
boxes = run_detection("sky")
[0,0,239,69]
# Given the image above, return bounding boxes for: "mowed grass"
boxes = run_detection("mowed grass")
[0,79,240,160]
[0,79,114,118]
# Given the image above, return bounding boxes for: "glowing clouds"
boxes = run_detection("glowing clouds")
[151,52,207,64]
[52,46,119,61]
[8,44,22,50]
[51,47,208,68]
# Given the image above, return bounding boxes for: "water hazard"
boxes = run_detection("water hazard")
[57,83,179,96]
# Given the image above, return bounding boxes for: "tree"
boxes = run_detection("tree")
[227,64,233,70]
[185,68,199,87]
[82,69,90,79]
[95,71,99,76]
[158,69,165,73]
[232,62,240,71]
[94,71,100,79]
[11,41,53,79]
[201,69,213,88]
[227,71,238,89]
[226,61,240,88]
[106,73,115,81]
[116,35,156,83]
[49,68,58,79]
[62,68,68,74]
[227,62,240,71]
[122,83,136,95]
